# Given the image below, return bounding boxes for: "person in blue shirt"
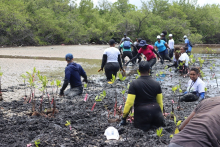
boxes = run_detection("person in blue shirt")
[59,53,88,98]
[119,38,137,65]
[154,35,172,62]
[184,35,192,56]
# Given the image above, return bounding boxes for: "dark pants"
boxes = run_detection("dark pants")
[180,93,199,102]
[169,49,174,58]
[159,49,172,61]
[132,51,141,63]
[178,62,188,74]
[122,51,133,64]
[64,86,83,98]
[147,58,156,68]
[187,51,191,56]
[134,103,164,132]
[104,62,120,80]
[168,143,183,147]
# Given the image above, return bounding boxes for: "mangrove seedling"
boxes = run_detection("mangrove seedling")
[173,116,182,135]
[108,74,116,84]
[156,127,164,137]
[21,73,27,98]
[34,139,40,147]
[95,90,106,102]
[118,72,126,81]
[65,120,71,130]
[56,80,61,95]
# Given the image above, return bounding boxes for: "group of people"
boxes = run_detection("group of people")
[57,32,218,146]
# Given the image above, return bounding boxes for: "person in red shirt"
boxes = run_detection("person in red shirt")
[126,40,163,68]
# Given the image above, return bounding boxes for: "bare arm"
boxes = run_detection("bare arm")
[179,111,195,131]
[165,43,170,49]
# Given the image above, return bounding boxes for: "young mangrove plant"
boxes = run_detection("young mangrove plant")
[65,120,71,130]
[21,73,27,99]
[34,139,40,147]
[170,116,182,138]
[56,80,61,95]
[118,72,126,81]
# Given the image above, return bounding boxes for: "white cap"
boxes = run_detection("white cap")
[169,34,172,37]
[104,126,119,140]
[183,35,187,38]
[157,35,161,39]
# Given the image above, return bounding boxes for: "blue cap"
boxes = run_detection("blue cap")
[138,40,148,47]
[65,53,73,61]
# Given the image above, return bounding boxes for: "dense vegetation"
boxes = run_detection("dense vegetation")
[0,0,220,46]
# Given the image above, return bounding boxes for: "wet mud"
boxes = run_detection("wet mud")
[0,54,220,146]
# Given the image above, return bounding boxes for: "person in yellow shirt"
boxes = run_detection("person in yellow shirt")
[119,61,164,131]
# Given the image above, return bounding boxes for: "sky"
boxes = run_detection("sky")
[73,0,220,8]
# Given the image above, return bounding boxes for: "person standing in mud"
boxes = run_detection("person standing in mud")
[168,97,220,147]
[120,61,164,131]
[154,36,172,62]
[119,38,137,65]
[184,35,193,56]
[59,53,88,98]
[179,68,205,103]
[168,34,175,58]
[125,40,163,69]
[132,38,142,64]
[98,39,124,80]
[120,33,133,44]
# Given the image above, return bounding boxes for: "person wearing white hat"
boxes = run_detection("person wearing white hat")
[154,35,172,62]
[104,126,119,140]
[184,35,193,56]
[168,34,175,58]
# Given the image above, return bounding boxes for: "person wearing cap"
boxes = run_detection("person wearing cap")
[154,35,172,62]
[120,33,133,44]
[184,35,192,56]
[120,61,164,131]
[160,31,167,43]
[98,39,124,80]
[125,40,163,68]
[59,53,88,97]
[119,38,137,65]
[168,34,175,58]
[132,38,142,64]
[168,97,220,147]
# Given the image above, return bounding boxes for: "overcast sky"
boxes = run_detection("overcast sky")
[73,0,220,8]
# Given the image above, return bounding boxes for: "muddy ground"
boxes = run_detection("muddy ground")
[0,52,220,146]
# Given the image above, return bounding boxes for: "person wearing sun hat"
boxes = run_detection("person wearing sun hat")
[154,35,172,62]
[168,34,175,58]
[120,61,165,131]
[126,40,163,68]
[59,53,88,98]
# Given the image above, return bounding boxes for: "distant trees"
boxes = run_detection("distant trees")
[0,0,220,46]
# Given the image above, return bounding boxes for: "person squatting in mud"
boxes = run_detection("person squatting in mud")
[179,67,206,103]
[168,97,220,147]
[59,53,88,98]
[167,47,181,73]
[119,38,138,65]
[178,47,189,75]
[120,61,164,131]
[132,38,142,64]
[125,40,164,70]
[98,39,124,80]
[154,35,172,62]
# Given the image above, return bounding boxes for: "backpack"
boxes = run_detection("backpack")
[189,40,193,47]
[123,41,131,49]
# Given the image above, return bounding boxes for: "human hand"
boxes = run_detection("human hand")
[119,118,127,126]
[59,91,64,97]
[83,78,88,83]
[98,68,103,72]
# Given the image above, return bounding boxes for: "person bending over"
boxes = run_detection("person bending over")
[119,38,137,65]
[132,38,142,63]
[178,47,189,75]
[180,68,205,102]
[98,39,123,80]
[168,97,220,147]
[126,40,163,69]
[120,61,164,131]
[168,47,181,72]
[154,35,172,62]
[59,53,88,98]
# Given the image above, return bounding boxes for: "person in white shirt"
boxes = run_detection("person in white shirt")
[168,34,175,58]
[98,39,124,80]
[179,47,189,74]
[180,68,206,102]
[120,33,133,44]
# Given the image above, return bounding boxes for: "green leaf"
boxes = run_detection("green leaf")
[84,83,87,88]
[51,80,54,86]
[127,83,130,89]
[174,115,176,125]
[103,90,106,97]
[176,120,182,126]
[34,139,40,147]
[205,87,207,92]
[137,70,140,75]
[174,128,179,134]
[121,89,126,95]
[65,121,71,126]
[170,134,174,138]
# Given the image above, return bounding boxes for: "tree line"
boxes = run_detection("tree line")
[0,0,220,46]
